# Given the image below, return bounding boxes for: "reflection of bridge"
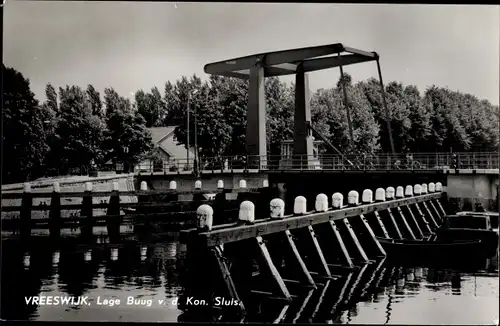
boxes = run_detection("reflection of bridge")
[135,152,499,175]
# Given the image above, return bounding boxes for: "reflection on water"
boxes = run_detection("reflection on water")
[1,235,498,324]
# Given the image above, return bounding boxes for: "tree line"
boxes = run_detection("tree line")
[3,65,498,184]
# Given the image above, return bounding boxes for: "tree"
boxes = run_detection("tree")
[104,87,154,168]
[2,66,51,183]
[265,77,294,156]
[404,85,432,152]
[55,85,107,173]
[310,74,380,155]
[86,84,103,118]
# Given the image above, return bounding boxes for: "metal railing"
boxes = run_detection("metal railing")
[133,152,499,173]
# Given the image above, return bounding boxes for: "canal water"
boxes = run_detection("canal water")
[1,233,498,324]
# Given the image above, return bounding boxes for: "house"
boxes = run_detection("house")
[135,126,196,173]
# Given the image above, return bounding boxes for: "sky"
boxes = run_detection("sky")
[4,2,500,105]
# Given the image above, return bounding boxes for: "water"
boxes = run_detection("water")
[1,235,498,324]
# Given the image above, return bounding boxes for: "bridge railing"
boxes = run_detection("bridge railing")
[134,152,499,173]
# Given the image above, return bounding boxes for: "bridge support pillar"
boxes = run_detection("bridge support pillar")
[293,65,315,169]
[247,65,267,169]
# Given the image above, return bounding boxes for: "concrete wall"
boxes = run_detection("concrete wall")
[446,173,499,212]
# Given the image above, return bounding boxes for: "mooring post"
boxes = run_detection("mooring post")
[330,192,354,268]
[291,196,331,278]
[106,181,121,243]
[373,188,391,238]
[81,182,94,238]
[166,180,180,204]
[257,180,277,224]
[433,182,447,217]
[381,187,403,239]
[218,202,257,306]
[309,194,332,277]
[364,189,390,238]
[402,185,424,238]
[192,180,205,202]
[213,180,230,225]
[49,182,62,239]
[394,186,417,240]
[340,191,369,263]
[412,184,433,234]
[359,189,386,258]
[269,198,317,288]
[409,183,434,234]
[20,183,33,238]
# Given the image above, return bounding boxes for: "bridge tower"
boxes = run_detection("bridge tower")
[203,43,395,168]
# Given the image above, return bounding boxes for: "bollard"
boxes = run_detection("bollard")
[110,248,118,261]
[270,198,285,219]
[332,193,344,209]
[140,181,148,191]
[23,253,31,268]
[52,251,60,266]
[238,201,255,224]
[375,188,386,202]
[435,182,443,192]
[405,185,414,197]
[217,180,224,189]
[196,204,214,231]
[413,184,422,195]
[414,267,423,278]
[421,184,428,194]
[84,250,92,262]
[362,189,373,204]
[49,182,62,238]
[294,196,307,215]
[395,186,404,199]
[386,187,395,200]
[112,181,119,191]
[347,190,359,206]
[315,194,328,212]
[239,179,247,189]
[169,181,177,190]
[262,180,269,188]
[428,183,436,193]
[194,180,202,190]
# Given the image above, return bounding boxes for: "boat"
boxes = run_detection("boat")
[435,214,499,257]
[456,211,499,228]
[376,236,485,262]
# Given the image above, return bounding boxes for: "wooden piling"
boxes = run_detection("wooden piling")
[410,203,433,234]
[106,182,121,243]
[20,183,32,240]
[420,201,439,229]
[339,218,369,263]
[49,182,61,239]
[358,214,386,258]
[81,182,94,239]
[393,207,417,240]
[401,205,424,238]
[427,200,443,224]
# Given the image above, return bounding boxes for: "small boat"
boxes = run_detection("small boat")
[376,236,484,262]
[435,214,499,257]
[456,211,499,228]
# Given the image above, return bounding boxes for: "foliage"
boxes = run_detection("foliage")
[3,63,499,184]
[2,66,51,183]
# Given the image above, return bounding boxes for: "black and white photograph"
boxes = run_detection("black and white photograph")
[2,1,499,324]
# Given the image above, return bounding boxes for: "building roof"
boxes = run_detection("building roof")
[148,126,194,159]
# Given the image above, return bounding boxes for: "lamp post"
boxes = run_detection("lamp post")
[187,89,199,171]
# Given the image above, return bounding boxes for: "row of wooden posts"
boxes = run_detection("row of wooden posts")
[181,182,446,315]
[3,178,271,237]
